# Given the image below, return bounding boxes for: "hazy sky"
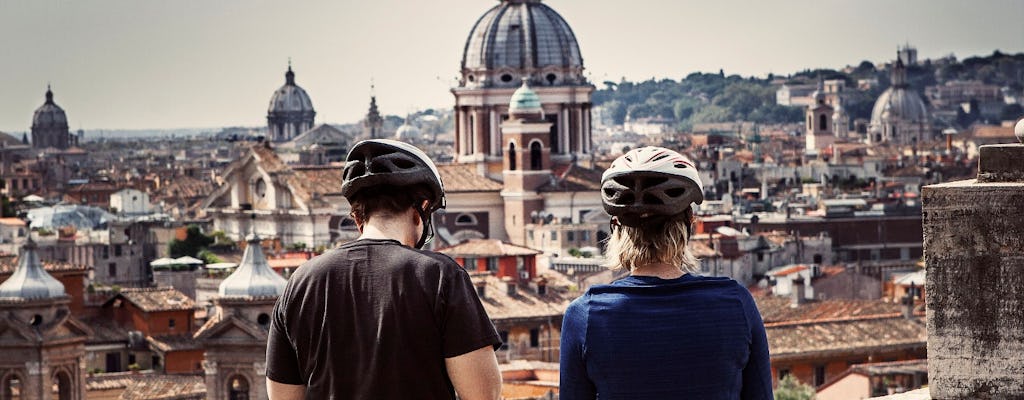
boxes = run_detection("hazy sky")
[0,0,1021,132]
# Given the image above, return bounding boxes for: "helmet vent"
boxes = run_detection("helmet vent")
[603,188,616,197]
[652,153,669,162]
[674,163,688,169]
[369,162,391,174]
[393,158,415,169]
[643,177,668,187]
[643,193,663,205]
[665,187,686,198]
[345,163,366,179]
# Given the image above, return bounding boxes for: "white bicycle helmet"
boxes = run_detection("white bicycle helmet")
[601,146,704,228]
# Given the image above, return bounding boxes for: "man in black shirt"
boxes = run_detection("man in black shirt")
[266,139,502,399]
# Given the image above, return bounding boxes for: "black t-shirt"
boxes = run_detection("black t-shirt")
[266,238,501,399]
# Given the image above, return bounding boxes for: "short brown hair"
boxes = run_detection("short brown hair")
[349,184,433,226]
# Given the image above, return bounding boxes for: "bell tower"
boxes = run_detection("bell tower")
[195,232,288,400]
[0,238,90,400]
[805,77,835,155]
[501,80,553,245]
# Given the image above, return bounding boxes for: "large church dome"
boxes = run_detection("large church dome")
[268,66,314,114]
[33,87,68,129]
[870,59,927,128]
[461,0,584,88]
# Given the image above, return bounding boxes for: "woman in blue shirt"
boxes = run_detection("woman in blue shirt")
[560,147,773,399]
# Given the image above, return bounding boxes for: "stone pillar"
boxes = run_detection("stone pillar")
[923,141,1024,399]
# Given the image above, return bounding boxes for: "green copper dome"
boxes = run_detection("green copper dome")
[509,80,542,113]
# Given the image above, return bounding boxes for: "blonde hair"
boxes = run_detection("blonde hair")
[603,217,699,274]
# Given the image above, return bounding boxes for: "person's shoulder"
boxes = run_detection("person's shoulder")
[565,292,593,317]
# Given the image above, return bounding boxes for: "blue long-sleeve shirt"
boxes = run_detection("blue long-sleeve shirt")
[559,274,773,400]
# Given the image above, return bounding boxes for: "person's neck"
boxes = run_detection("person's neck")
[358,216,418,247]
[630,262,684,279]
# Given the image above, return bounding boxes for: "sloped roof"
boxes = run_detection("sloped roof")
[472,273,572,322]
[110,287,195,313]
[157,176,215,200]
[538,164,602,192]
[117,374,205,400]
[755,294,904,324]
[767,316,926,360]
[147,335,203,352]
[286,124,352,147]
[437,239,541,258]
[436,163,503,192]
[292,166,344,197]
[81,316,130,344]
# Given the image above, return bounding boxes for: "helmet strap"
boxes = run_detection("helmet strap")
[415,206,434,249]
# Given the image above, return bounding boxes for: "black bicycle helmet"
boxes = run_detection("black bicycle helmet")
[601,146,704,228]
[342,139,445,247]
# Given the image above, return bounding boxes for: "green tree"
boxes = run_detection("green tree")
[774,375,816,400]
[168,225,215,258]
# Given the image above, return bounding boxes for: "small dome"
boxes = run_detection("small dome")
[510,80,542,110]
[395,119,422,141]
[462,0,583,88]
[268,66,315,114]
[0,239,66,300]
[218,233,288,298]
[32,86,68,129]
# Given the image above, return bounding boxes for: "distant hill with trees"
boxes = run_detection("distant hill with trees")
[593,50,1024,131]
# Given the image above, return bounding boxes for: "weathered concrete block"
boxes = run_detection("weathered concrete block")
[977,144,1024,183]
[923,176,1024,400]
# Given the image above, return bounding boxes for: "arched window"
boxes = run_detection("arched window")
[52,370,72,400]
[819,114,828,131]
[807,115,812,130]
[530,142,543,171]
[228,376,250,400]
[3,372,22,400]
[455,214,477,226]
[508,142,516,171]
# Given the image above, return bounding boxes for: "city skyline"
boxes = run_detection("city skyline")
[0,0,1021,132]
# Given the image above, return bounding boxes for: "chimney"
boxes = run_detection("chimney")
[902,283,916,319]
[536,277,548,296]
[791,276,806,307]
[502,276,517,297]
[474,279,487,298]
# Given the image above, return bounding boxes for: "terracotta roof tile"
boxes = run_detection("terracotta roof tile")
[473,273,572,321]
[293,166,344,196]
[81,316,130,344]
[767,316,926,360]
[538,164,602,192]
[158,176,215,200]
[147,335,203,352]
[754,294,903,324]
[436,163,503,192]
[0,258,89,275]
[437,239,542,257]
[87,371,155,391]
[117,374,205,400]
[112,287,196,313]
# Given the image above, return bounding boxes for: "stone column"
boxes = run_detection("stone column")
[923,140,1024,399]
